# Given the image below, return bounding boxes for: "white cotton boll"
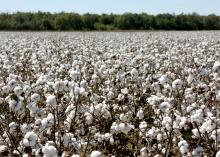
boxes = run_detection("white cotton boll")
[79,87,87,96]
[90,150,103,157]
[159,75,168,85]
[213,61,220,72]
[63,133,73,148]
[186,106,194,113]
[178,140,189,154]
[157,133,163,141]
[2,85,10,94]
[53,81,64,92]
[23,85,31,95]
[159,102,171,112]
[85,112,93,125]
[8,79,17,90]
[192,145,203,156]
[23,131,38,147]
[139,121,148,132]
[118,123,134,134]
[190,109,203,124]
[216,150,220,157]
[172,79,183,90]
[20,123,32,135]
[121,88,129,95]
[119,113,130,122]
[46,95,57,107]
[179,117,187,128]
[42,142,58,157]
[216,91,220,101]
[104,133,112,140]
[192,128,200,137]
[31,93,41,102]
[147,95,161,106]
[131,68,138,77]
[140,147,148,157]
[0,145,8,154]
[70,70,80,80]
[23,154,28,157]
[137,108,144,119]
[13,86,23,96]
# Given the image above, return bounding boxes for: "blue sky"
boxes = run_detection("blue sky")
[0,0,219,15]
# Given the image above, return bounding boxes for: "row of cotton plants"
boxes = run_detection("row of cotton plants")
[0,31,220,156]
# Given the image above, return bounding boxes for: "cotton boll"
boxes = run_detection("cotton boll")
[159,75,168,85]
[178,140,189,155]
[119,113,130,122]
[216,150,220,157]
[23,131,38,147]
[2,85,10,94]
[216,91,220,101]
[192,128,200,137]
[42,141,58,157]
[131,68,138,78]
[31,93,41,102]
[159,102,171,112]
[121,88,129,95]
[172,79,183,90]
[63,133,73,148]
[70,70,80,80]
[192,145,203,156]
[90,150,103,157]
[140,147,148,157]
[23,85,31,95]
[157,133,163,141]
[8,79,17,90]
[139,121,148,132]
[13,86,23,96]
[46,95,57,107]
[213,61,220,73]
[53,81,64,92]
[118,123,134,134]
[137,108,144,119]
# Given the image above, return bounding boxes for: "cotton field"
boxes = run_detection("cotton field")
[1,31,220,157]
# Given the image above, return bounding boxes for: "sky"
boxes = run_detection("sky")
[0,0,219,15]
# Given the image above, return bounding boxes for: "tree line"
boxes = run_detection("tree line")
[0,12,220,30]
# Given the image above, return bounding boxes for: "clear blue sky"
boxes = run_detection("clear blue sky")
[0,0,219,15]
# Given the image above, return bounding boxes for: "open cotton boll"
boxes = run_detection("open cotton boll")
[213,61,220,72]
[53,81,64,92]
[23,131,38,147]
[13,86,23,96]
[42,141,58,157]
[159,75,168,85]
[178,140,189,155]
[216,91,220,101]
[31,93,41,102]
[172,79,183,90]
[131,68,138,77]
[136,108,144,119]
[90,150,103,157]
[2,85,10,94]
[192,145,203,156]
[118,123,134,134]
[159,102,171,112]
[8,79,17,90]
[46,95,57,107]
[216,150,220,157]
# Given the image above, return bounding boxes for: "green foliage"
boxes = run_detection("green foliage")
[0,12,219,30]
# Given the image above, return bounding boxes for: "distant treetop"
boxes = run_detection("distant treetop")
[0,12,220,30]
